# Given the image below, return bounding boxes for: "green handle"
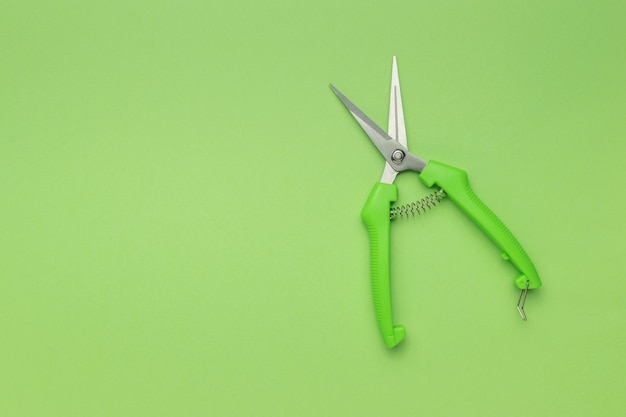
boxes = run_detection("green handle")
[419,161,542,290]
[361,182,406,348]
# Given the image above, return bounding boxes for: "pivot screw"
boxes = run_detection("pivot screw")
[391,150,405,164]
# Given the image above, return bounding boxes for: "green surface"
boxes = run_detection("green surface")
[1,1,625,416]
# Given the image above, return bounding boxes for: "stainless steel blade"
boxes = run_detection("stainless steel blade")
[381,56,409,183]
[330,83,426,178]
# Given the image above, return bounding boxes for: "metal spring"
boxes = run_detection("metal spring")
[390,189,446,220]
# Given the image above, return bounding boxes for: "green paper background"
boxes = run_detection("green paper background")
[2,1,625,416]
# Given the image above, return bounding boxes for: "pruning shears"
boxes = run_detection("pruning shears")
[331,57,542,349]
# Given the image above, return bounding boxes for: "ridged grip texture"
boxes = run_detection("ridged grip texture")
[361,183,406,348]
[419,161,541,289]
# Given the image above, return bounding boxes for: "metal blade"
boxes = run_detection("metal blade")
[387,56,407,147]
[330,83,427,178]
[382,56,408,183]
[330,84,426,177]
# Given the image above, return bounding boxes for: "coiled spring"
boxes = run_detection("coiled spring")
[390,189,446,220]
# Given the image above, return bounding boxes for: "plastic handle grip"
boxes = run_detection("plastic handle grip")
[419,161,542,290]
[361,182,406,348]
